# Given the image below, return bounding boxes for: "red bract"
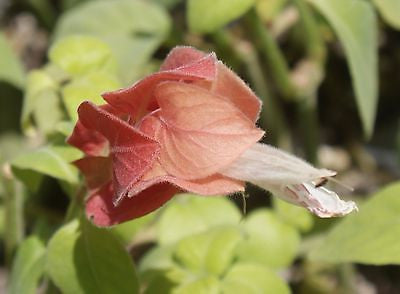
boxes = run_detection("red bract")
[68,46,264,227]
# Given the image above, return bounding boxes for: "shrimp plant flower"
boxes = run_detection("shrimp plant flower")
[67,46,357,227]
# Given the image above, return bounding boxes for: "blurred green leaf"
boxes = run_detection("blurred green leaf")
[47,218,139,294]
[53,0,171,84]
[153,0,183,9]
[372,0,400,29]
[221,263,290,294]
[174,226,242,275]
[187,0,255,33]
[256,0,287,22]
[308,0,378,137]
[309,182,400,264]
[173,276,220,294]
[9,236,46,294]
[11,145,82,184]
[49,36,117,77]
[21,70,62,135]
[62,71,120,121]
[157,194,241,244]
[235,209,300,268]
[0,32,25,88]
[273,198,313,232]
[111,212,155,244]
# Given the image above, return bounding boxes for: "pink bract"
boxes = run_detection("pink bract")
[67,46,263,227]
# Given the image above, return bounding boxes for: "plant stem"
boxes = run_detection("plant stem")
[64,184,86,223]
[243,8,296,100]
[293,0,325,61]
[2,165,24,267]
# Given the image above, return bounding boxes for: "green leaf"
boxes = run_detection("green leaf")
[11,145,82,184]
[21,70,62,135]
[235,209,300,268]
[173,276,220,294]
[221,263,290,294]
[173,226,242,275]
[273,198,314,232]
[157,194,241,244]
[372,0,400,29]
[256,0,288,22]
[187,0,255,33]
[49,36,117,77]
[111,212,155,244]
[46,218,139,294]
[309,182,400,264]
[307,0,378,137]
[53,0,171,84]
[9,236,46,294]
[0,32,25,88]
[62,71,120,121]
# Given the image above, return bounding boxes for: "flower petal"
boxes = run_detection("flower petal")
[102,50,217,119]
[211,62,262,122]
[222,143,336,185]
[73,156,112,190]
[86,182,178,227]
[77,101,160,204]
[67,121,108,157]
[127,161,245,197]
[221,143,357,217]
[283,183,358,217]
[154,82,264,180]
[160,46,207,70]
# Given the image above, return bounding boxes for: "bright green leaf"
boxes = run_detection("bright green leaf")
[11,145,82,184]
[62,71,120,121]
[53,0,171,84]
[9,236,46,294]
[221,263,290,294]
[173,276,220,294]
[309,182,400,264]
[187,0,255,33]
[235,209,300,268]
[0,32,25,88]
[372,0,400,29]
[49,36,117,77]
[307,0,378,137]
[157,194,241,245]
[47,218,139,294]
[273,198,313,232]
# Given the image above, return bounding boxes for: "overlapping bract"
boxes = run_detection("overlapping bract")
[68,46,264,226]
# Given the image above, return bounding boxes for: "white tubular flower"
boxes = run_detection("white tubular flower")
[221,143,358,217]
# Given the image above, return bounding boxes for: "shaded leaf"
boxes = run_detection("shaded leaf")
[187,0,255,33]
[0,32,25,88]
[221,263,290,294]
[372,0,400,29]
[308,0,378,137]
[46,218,139,294]
[309,182,400,264]
[235,209,300,268]
[11,145,82,184]
[9,236,46,294]
[157,194,241,244]
[53,0,171,83]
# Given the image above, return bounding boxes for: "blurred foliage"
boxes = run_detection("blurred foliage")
[0,0,399,293]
